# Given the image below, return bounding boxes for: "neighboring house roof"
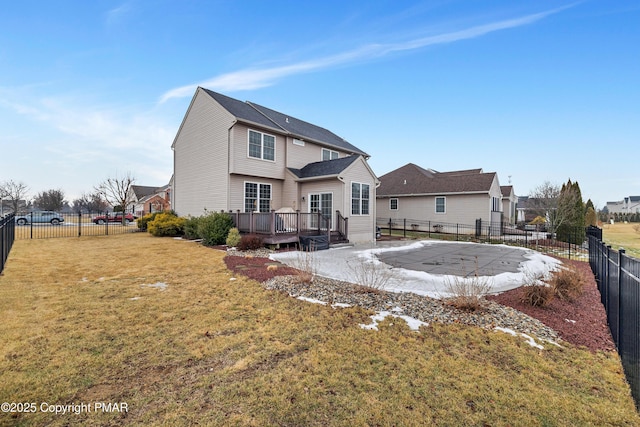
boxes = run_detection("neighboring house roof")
[131,185,160,201]
[288,155,360,179]
[501,185,516,198]
[201,88,368,157]
[377,163,496,196]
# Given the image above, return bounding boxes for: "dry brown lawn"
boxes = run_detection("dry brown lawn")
[602,221,640,258]
[0,233,638,426]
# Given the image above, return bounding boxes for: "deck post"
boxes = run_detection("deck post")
[270,210,276,239]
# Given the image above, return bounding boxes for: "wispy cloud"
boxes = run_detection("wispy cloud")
[159,5,575,103]
[106,2,132,27]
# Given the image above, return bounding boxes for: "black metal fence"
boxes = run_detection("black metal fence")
[588,229,640,409]
[377,217,588,260]
[13,211,141,240]
[1,213,16,274]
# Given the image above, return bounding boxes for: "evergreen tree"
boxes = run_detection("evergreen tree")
[556,179,586,244]
[585,206,597,226]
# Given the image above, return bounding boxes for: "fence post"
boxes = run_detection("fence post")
[618,249,625,354]
[78,211,82,237]
[30,212,33,239]
[403,218,406,238]
[604,245,611,312]
[388,218,391,236]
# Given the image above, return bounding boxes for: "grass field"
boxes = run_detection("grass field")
[601,222,640,259]
[1,233,638,426]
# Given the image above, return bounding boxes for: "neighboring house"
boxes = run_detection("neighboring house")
[171,87,379,244]
[501,185,518,225]
[376,164,505,231]
[130,184,171,216]
[606,196,640,215]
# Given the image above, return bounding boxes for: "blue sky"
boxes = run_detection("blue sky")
[1,0,638,209]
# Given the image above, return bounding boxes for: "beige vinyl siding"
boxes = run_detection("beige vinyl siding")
[286,138,351,169]
[339,157,378,243]
[281,174,300,211]
[173,89,234,216]
[502,189,517,224]
[229,123,286,180]
[299,180,344,214]
[228,175,283,212]
[376,193,492,229]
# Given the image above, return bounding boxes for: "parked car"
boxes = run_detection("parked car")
[15,211,65,225]
[92,213,137,225]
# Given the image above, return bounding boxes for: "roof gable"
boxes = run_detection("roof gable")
[378,163,497,196]
[201,89,278,130]
[131,185,161,199]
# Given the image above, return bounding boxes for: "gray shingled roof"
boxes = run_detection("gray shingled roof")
[131,185,161,200]
[202,88,367,156]
[288,155,360,179]
[377,163,496,196]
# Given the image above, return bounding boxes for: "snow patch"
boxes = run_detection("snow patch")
[494,326,545,350]
[141,282,168,291]
[296,296,327,305]
[359,311,428,331]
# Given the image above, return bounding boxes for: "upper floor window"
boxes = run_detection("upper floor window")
[352,182,370,215]
[322,148,339,161]
[435,196,446,213]
[248,130,275,161]
[390,198,398,210]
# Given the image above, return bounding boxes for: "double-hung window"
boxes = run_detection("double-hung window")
[435,196,446,213]
[244,182,271,212]
[351,182,370,215]
[248,130,275,161]
[322,148,339,161]
[390,198,398,210]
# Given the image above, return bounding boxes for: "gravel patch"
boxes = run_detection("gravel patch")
[264,275,560,344]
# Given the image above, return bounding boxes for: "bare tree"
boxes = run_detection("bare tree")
[33,189,66,211]
[0,180,29,214]
[72,191,109,213]
[95,172,136,224]
[528,181,564,236]
[529,180,582,239]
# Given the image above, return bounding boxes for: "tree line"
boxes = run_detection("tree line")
[0,173,137,215]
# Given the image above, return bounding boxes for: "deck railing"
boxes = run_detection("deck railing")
[229,210,334,244]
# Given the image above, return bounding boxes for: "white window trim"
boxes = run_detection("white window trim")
[351,182,370,216]
[292,138,305,146]
[390,198,399,211]
[247,129,276,162]
[435,196,446,214]
[243,181,272,213]
[321,148,339,161]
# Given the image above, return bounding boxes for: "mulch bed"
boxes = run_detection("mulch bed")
[223,251,615,353]
[223,255,300,282]
[487,259,615,352]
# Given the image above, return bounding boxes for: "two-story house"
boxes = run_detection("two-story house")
[171,88,379,244]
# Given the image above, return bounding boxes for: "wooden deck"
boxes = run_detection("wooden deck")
[228,210,348,246]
